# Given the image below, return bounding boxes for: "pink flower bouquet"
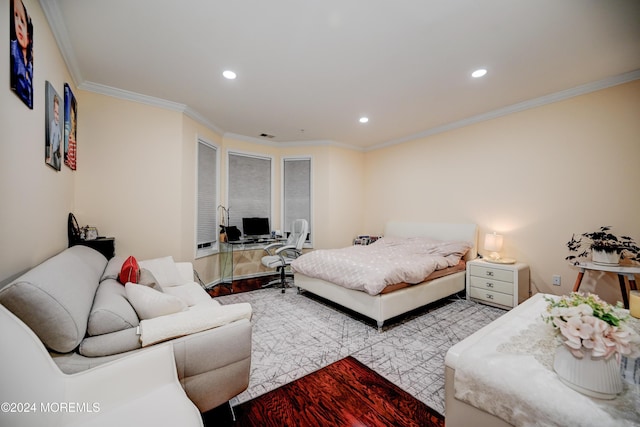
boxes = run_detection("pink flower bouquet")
[544,292,640,360]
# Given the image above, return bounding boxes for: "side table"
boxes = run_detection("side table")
[72,237,115,260]
[466,259,530,310]
[572,262,639,308]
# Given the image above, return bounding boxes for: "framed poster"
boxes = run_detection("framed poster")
[9,0,34,109]
[45,81,62,171]
[64,83,77,170]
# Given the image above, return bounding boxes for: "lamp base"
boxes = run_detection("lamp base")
[484,257,516,264]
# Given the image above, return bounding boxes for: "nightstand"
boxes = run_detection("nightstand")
[466,259,530,309]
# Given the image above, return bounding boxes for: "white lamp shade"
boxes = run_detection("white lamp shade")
[484,233,503,252]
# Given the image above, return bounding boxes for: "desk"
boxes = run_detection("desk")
[572,262,639,308]
[219,239,285,287]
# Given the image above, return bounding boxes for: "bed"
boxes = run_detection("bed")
[292,222,478,329]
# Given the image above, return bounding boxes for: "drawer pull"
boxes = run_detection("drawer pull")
[486,282,494,288]
[485,271,494,277]
[486,294,494,300]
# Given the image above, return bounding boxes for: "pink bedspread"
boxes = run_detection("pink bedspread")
[291,237,471,295]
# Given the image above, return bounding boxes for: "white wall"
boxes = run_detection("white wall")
[0,0,76,282]
[363,80,640,303]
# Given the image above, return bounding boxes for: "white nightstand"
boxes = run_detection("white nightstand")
[466,259,530,309]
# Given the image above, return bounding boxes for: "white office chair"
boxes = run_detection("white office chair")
[261,219,308,293]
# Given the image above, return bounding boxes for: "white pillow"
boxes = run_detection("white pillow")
[138,256,182,287]
[125,283,187,320]
[161,282,212,306]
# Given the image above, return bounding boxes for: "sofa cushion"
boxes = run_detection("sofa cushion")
[0,246,107,353]
[138,256,182,286]
[87,279,139,336]
[101,255,126,282]
[139,268,163,292]
[79,327,142,357]
[125,283,187,320]
[162,282,212,306]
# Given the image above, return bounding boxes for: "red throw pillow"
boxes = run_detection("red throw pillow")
[119,256,140,284]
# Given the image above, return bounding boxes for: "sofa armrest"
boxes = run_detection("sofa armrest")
[175,262,194,284]
[64,343,202,426]
[172,317,252,412]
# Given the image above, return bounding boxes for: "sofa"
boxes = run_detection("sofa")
[0,245,252,414]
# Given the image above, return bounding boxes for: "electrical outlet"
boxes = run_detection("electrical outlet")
[552,275,561,286]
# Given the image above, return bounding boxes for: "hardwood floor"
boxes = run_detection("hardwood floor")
[206,274,288,297]
[202,356,444,427]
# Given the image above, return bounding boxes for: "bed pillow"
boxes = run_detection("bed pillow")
[125,282,187,320]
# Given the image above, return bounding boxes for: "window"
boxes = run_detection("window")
[283,157,311,243]
[227,152,272,235]
[196,139,218,257]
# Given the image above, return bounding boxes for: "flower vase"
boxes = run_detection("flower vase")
[553,345,623,399]
[591,249,621,266]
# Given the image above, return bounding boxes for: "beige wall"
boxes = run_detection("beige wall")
[74,92,184,260]
[0,0,76,282]
[2,1,638,305]
[364,80,640,302]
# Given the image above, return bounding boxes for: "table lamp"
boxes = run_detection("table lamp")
[484,232,515,264]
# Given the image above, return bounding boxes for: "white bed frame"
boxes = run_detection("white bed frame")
[294,222,478,329]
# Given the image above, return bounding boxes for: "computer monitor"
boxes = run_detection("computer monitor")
[242,217,270,239]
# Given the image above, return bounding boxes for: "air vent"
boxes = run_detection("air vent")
[260,133,275,139]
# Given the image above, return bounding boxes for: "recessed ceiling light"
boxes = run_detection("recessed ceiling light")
[359,117,369,123]
[471,69,487,78]
[223,70,237,80]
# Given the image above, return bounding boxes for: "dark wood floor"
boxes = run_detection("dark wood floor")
[206,274,287,297]
[202,356,444,427]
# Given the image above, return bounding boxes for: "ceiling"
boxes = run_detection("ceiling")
[42,0,640,150]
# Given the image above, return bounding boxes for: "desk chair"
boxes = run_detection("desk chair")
[261,219,308,293]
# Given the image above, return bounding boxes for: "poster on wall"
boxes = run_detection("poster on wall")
[9,0,34,109]
[64,83,77,170]
[45,81,62,171]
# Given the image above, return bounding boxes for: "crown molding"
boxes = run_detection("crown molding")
[223,133,364,151]
[368,69,640,152]
[183,107,225,135]
[39,0,639,153]
[79,81,187,112]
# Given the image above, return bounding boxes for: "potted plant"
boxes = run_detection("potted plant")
[565,226,640,266]
[543,292,640,399]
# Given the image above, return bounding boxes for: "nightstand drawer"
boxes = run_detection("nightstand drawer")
[468,276,513,295]
[469,287,514,307]
[468,264,513,283]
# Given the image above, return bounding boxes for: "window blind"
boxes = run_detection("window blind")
[228,153,271,234]
[283,158,310,238]
[196,140,217,251]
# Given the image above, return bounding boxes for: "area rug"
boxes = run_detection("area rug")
[216,288,505,415]
[229,356,444,427]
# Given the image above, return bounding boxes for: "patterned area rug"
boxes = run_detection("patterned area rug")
[216,288,505,415]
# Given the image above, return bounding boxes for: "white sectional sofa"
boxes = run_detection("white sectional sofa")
[0,245,252,415]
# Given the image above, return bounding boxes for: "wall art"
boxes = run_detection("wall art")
[45,81,62,171]
[9,0,34,109]
[64,83,77,170]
